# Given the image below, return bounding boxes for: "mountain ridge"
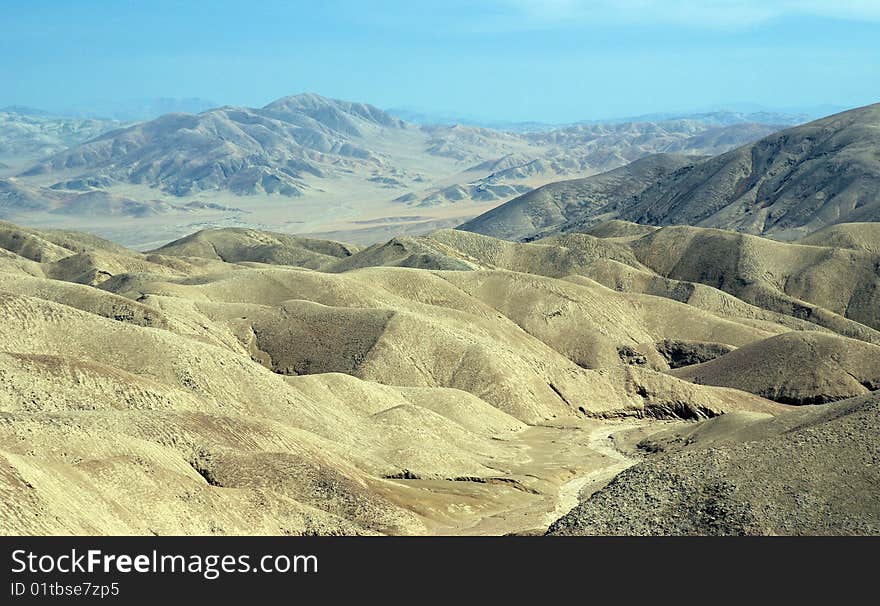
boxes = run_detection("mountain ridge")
[460,102,880,240]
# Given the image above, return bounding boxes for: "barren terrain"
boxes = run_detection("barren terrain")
[1,217,877,535]
[1,95,782,249]
[463,104,880,241]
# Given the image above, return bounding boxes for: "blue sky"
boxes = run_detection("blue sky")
[2,0,879,122]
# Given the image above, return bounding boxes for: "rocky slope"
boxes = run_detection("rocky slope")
[548,393,880,535]
[462,103,880,241]
[618,103,880,238]
[458,154,699,240]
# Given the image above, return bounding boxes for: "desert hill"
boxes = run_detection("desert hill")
[324,224,880,342]
[798,222,880,253]
[670,331,880,404]
[151,227,360,267]
[618,103,880,237]
[462,103,880,241]
[458,154,699,240]
[0,218,877,535]
[547,391,880,535]
[623,225,880,337]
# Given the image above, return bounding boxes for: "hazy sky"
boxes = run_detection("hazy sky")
[2,0,879,121]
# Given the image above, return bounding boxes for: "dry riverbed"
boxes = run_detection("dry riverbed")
[380,417,684,536]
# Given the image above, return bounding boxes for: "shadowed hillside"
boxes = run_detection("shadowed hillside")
[619,104,880,238]
[461,103,880,241]
[457,154,699,240]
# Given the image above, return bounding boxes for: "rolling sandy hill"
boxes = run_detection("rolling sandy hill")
[150,227,360,267]
[798,222,880,253]
[458,154,699,240]
[670,331,880,404]
[328,223,880,342]
[0,219,876,535]
[624,225,880,336]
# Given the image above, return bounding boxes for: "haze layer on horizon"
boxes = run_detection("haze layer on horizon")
[2,0,879,122]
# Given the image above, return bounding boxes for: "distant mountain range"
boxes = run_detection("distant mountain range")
[21,93,412,198]
[386,107,557,132]
[13,93,783,203]
[387,106,832,130]
[460,103,880,240]
[579,107,842,127]
[0,177,244,220]
[3,98,217,122]
[0,105,57,117]
[0,111,122,161]
[0,93,847,248]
